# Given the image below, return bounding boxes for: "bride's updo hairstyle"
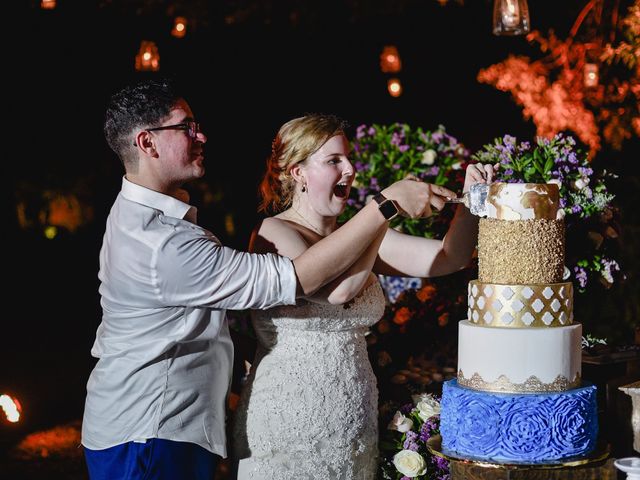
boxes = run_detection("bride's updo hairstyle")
[258,113,347,213]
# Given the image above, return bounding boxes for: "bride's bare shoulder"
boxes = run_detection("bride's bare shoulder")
[249,216,308,256]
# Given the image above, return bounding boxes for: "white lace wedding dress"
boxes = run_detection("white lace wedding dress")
[232,282,386,480]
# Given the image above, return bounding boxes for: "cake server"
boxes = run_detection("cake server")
[445,183,489,217]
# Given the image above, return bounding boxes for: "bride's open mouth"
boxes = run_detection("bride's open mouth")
[333,181,351,199]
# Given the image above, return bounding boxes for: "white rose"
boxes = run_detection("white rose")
[393,450,427,477]
[451,161,463,170]
[574,177,589,190]
[387,411,414,433]
[421,149,437,165]
[415,396,441,422]
[547,179,562,187]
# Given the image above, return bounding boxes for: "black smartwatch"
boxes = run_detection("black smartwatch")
[372,193,400,221]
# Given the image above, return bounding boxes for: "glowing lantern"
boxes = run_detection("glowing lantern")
[493,0,530,36]
[584,63,599,88]
[0,394,21,423]
[171,17,188,38]
[380,46,402,73]
[41,0,56,9]
[135,41,160,72]
[387,78,403,98]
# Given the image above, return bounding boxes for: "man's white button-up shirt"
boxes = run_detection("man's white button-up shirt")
[82,177,297,457]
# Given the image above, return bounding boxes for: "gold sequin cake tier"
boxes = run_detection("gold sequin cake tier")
[468,280,573,328]
[478,218,565,284]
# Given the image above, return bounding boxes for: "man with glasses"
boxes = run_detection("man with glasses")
[81,78,438,480]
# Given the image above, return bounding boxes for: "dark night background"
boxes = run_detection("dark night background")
[3,0,638,469]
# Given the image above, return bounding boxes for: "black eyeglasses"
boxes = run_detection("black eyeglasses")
[133,121,201,145]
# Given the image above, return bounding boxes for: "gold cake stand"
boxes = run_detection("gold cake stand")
[426,435,610,471]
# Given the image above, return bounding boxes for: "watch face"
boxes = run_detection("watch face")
[379,199,398,220]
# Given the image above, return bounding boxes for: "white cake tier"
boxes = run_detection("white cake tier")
[468,280,574,328]
[457,320,582,393]
[486,183,560,220]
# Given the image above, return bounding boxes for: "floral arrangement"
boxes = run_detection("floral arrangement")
[380,393,449,480]
[341,123,470,238]
[472,132,622,292]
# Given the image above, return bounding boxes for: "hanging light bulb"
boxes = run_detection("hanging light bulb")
[135,41,160,72]
[380,46,402,74]
[584,63,599,87]
[40,0,56,9]
[387,78,403,98]
[171,17,188,38]
[493,0,530,36]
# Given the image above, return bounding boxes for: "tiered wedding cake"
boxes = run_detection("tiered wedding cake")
[440,183,598,463]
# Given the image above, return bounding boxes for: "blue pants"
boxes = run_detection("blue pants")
[84,438,218,480]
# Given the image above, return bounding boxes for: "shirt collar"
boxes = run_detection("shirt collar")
[120,176,197,222]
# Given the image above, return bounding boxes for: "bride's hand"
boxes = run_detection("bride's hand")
[463,162,499,193]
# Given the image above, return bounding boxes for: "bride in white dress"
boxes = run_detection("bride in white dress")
[232,114,496,479]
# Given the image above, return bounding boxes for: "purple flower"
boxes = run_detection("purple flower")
[432,455,449,470]
[399,145,410,152]
[356,125,366,139]
[571,205,582,214]
[574,266,588,289]
[367,126,376,136]
[392,164,401,170]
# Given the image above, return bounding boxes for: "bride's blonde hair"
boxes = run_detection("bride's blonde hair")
[258,113,347,213]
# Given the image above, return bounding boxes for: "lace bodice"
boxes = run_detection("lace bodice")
[233,282,386,480]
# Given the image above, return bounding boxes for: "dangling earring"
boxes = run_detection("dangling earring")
[301,184,307,193]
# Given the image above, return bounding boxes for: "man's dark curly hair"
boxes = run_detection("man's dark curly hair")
[104,78,182,167]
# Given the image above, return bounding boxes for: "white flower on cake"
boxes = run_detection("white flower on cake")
[393,450,427,477]
[387,411,414,433]
[412,393,441,421]
[421,149,437,165]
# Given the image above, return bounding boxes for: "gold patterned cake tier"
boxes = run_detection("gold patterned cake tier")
[478,218,565,284]
[468,280,573,328]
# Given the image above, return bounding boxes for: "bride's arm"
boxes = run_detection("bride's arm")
[373,205,478,278]
[250,217,385,305]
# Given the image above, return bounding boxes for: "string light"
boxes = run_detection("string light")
[0,394,21,423]
[387,78,403,98]
[171,17,188,38]
[584,63,599,87]
[380,46,402,74]
[40,0,56,10]
[493,0,530,36]
[135,41,160,72]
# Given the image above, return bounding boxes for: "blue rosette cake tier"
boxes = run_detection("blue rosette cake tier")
[440,380,598,463]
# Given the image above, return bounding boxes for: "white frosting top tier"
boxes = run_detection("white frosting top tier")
[457,320,582,393]
[486,183,560,220]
